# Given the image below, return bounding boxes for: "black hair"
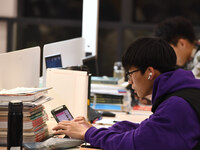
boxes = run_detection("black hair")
[122,37,177,74]
[154,16,196,46]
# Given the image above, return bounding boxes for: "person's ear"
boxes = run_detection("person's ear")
[147,67,154,80]
[177,38,187,50]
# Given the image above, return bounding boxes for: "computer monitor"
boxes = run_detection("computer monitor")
[42,37,85,86]
[45,53,62,69]
[82,55,99,76]
[0,47,40,90]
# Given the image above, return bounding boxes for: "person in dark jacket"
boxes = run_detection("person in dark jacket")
[52,37,200,150]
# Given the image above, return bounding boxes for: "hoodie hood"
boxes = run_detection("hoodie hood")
[152,68,200,104]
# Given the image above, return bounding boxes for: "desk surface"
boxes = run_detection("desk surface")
[111,110,152,122]
[1,110,152,150]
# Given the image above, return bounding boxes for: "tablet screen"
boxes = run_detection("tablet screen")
[51,105,73,122]
[55,109,73,122]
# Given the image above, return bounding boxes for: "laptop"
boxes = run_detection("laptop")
[23,137,84,149]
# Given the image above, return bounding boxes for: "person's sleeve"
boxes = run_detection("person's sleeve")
[84,115,185,150]
[108,120,140,132]
[85,126,137,150]
[84,98,199,150]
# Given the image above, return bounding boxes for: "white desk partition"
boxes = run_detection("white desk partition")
[0,47,40,90]
[42,37,85,87]
[44,68,88,119]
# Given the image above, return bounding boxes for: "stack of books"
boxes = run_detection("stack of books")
[91,76,124,85]
[90,77,129,112]
[0,87,52,145]
[90,94,123,104]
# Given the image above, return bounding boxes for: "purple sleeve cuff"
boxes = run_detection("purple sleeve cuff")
[84,127,97,142]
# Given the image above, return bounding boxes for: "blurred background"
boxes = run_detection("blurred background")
[1,0,200,77]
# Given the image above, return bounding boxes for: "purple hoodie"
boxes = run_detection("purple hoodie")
[85,69,200,150]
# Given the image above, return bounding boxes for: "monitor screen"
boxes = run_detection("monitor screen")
[82,55,99,76]
[45,54,62,69]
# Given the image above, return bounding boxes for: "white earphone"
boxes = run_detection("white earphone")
[148,72,152,80]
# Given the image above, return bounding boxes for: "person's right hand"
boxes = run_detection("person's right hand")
[52,116,93,139]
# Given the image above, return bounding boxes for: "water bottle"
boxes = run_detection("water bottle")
[113,61,125,81]
[7,100,23,150]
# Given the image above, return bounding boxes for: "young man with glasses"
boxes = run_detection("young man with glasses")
[53,37,200,150]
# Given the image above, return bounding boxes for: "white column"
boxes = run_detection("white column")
[0,0,17,53]
[82,0,99,56]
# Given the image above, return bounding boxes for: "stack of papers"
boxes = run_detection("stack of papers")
[0,87,52,107]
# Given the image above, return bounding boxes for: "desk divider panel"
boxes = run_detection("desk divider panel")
[44,68,88,119]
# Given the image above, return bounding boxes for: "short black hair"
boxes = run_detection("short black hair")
[122,37,177,74]
[154,16,196,46]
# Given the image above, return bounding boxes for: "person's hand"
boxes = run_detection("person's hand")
[52,117,93,139]
[73,116,93,128]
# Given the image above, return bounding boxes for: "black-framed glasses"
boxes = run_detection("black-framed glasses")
[126,69,140,81]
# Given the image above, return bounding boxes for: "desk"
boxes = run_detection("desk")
[95,110,152,126]
[111,110,152,122]
[1,110,152,150]
[47,109,152,132]
[0,147,79,150]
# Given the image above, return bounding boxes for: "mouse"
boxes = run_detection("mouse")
[101,111,116,117]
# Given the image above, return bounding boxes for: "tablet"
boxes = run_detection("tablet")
[51,105,73,122]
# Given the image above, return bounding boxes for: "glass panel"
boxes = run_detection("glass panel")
[23,0,83,20]
[98,29,118,76]
[18,24,81,49]
[133,0,200,23]
[123,28,153,51]
[99,0,121,21]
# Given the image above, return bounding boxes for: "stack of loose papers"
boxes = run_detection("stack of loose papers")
[0,87,52,107]
[0,87,53,145]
